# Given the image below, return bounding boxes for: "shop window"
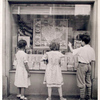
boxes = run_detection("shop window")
[11,4,91,71]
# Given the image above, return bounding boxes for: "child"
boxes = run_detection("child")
[13,40,31,100]
[68,34,95,100]
[42,42,67,100]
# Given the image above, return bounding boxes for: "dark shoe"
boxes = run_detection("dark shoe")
[86,95,91,100]
[79,98,85,100]
[87,98,91,100]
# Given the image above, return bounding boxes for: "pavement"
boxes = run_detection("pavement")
[3,95,97,100]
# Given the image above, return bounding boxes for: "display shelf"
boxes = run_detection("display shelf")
[10,70,77,74]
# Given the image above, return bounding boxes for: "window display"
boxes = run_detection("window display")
[33,18,68,49]
[11,4,90,71]
[20,53,78,71]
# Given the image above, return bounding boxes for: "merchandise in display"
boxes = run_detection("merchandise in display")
[33,18,68,49]
[27,53,78,71]
[65,52,78,71]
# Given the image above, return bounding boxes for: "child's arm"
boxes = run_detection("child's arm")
[43,59,48,65]
[68,42,73,53]
[24,62,31,77]
[41,53,48,65]
[59,57,65,67]
[13,55,17,69]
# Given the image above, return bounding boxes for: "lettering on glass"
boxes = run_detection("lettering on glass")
[27,53,78,71]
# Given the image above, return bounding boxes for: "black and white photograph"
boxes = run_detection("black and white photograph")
[1,0,99,100]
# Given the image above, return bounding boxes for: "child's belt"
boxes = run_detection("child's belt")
[78,62,90,65]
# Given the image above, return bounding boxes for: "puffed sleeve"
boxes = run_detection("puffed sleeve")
[13,54,17,66]
[23,53,28,63]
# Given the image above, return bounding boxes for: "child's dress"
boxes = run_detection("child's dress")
[42,51,64,87]
[14,50,31,88]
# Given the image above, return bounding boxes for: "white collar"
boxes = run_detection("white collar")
[84,44,90,47]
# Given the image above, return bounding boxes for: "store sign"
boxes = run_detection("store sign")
[12,5,75,15]
[51,7,75,15]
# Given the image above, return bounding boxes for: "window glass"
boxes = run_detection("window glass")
[11,4,91,71]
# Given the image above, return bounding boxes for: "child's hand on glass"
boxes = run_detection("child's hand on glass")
[68,42,72,47]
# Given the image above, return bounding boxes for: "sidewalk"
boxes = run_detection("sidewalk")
[3,95,97,100]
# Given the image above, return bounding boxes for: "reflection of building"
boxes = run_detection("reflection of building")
[2,0,97,99]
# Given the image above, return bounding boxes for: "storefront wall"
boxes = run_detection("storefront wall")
[90,1,98,98]
[2,0,97,98]
[9,71,79,96]
[3,0,12,96]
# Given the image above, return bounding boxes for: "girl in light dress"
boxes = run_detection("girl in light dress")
[42,42,67,100]
[13,40,31,100]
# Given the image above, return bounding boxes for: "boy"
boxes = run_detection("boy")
[68,34,95,100]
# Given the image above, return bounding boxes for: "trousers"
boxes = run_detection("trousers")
[76,63,92,98]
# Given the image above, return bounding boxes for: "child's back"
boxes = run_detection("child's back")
[43,50,64,87]
[14,39,31,100]
[15,50,31,88]
[16,50,27,66]
[46,51,64,66]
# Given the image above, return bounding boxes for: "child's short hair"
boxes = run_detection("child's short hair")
[76,34,83,41]
[49,42,60,50]
[81,33,91,44]
[18,39,27,49]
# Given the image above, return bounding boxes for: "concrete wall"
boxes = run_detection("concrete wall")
[2,0,6,97]
[90,1,98,98]
[2,0,12,97]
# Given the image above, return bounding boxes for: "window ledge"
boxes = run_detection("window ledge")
[9,70,76,74]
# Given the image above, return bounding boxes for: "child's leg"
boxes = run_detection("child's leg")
[76,64,87,99]
[86,65,92,99]
[20,88,27,100]
[17,87,21,94]
[58,87,66,100]
[21,87,25,96]
[86,87,91,100]
[48,87,52,98]
[16,88,21,98]
[79,87,86,99]
[58,87,62,97]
